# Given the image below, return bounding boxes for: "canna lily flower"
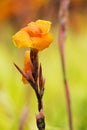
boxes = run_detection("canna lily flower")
[22,51,32,84]
[13,20,53,51]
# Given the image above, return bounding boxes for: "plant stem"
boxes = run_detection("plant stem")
[30,49,45,130]
[35,90,43,112]
[58,0,73,130]
[59,44,73,130]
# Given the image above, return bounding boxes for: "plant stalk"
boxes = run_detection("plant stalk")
[59,44,73,130]
[58,0,73,130]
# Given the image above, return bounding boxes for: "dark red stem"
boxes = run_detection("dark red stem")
[30,49,45,130]
[35,90,43,112]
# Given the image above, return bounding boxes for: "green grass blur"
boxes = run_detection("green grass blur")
[0,21,87,130]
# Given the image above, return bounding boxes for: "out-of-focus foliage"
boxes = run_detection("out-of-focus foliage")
[0,0,49,27]
[0,0,87,28]
[0,0,87,130]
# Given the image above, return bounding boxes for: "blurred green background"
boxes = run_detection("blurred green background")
[0,0,87,130]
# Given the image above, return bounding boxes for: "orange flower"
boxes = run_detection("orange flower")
[22,51,32,84]
[13,20,53,51]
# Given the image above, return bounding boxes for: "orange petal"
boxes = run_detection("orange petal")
[24,51,32,71]
[26,22,42,37]
[36,20,51,34]
[22,51,32,84]
[31,33,53,50]
[13,30,33,48]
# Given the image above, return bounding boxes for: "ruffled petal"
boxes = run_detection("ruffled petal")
[26,22,42,37]
[36,20,51,34]
[31,33,53,50]
[13,30,32,48]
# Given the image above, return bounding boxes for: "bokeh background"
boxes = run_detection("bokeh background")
[0,0,87,130]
